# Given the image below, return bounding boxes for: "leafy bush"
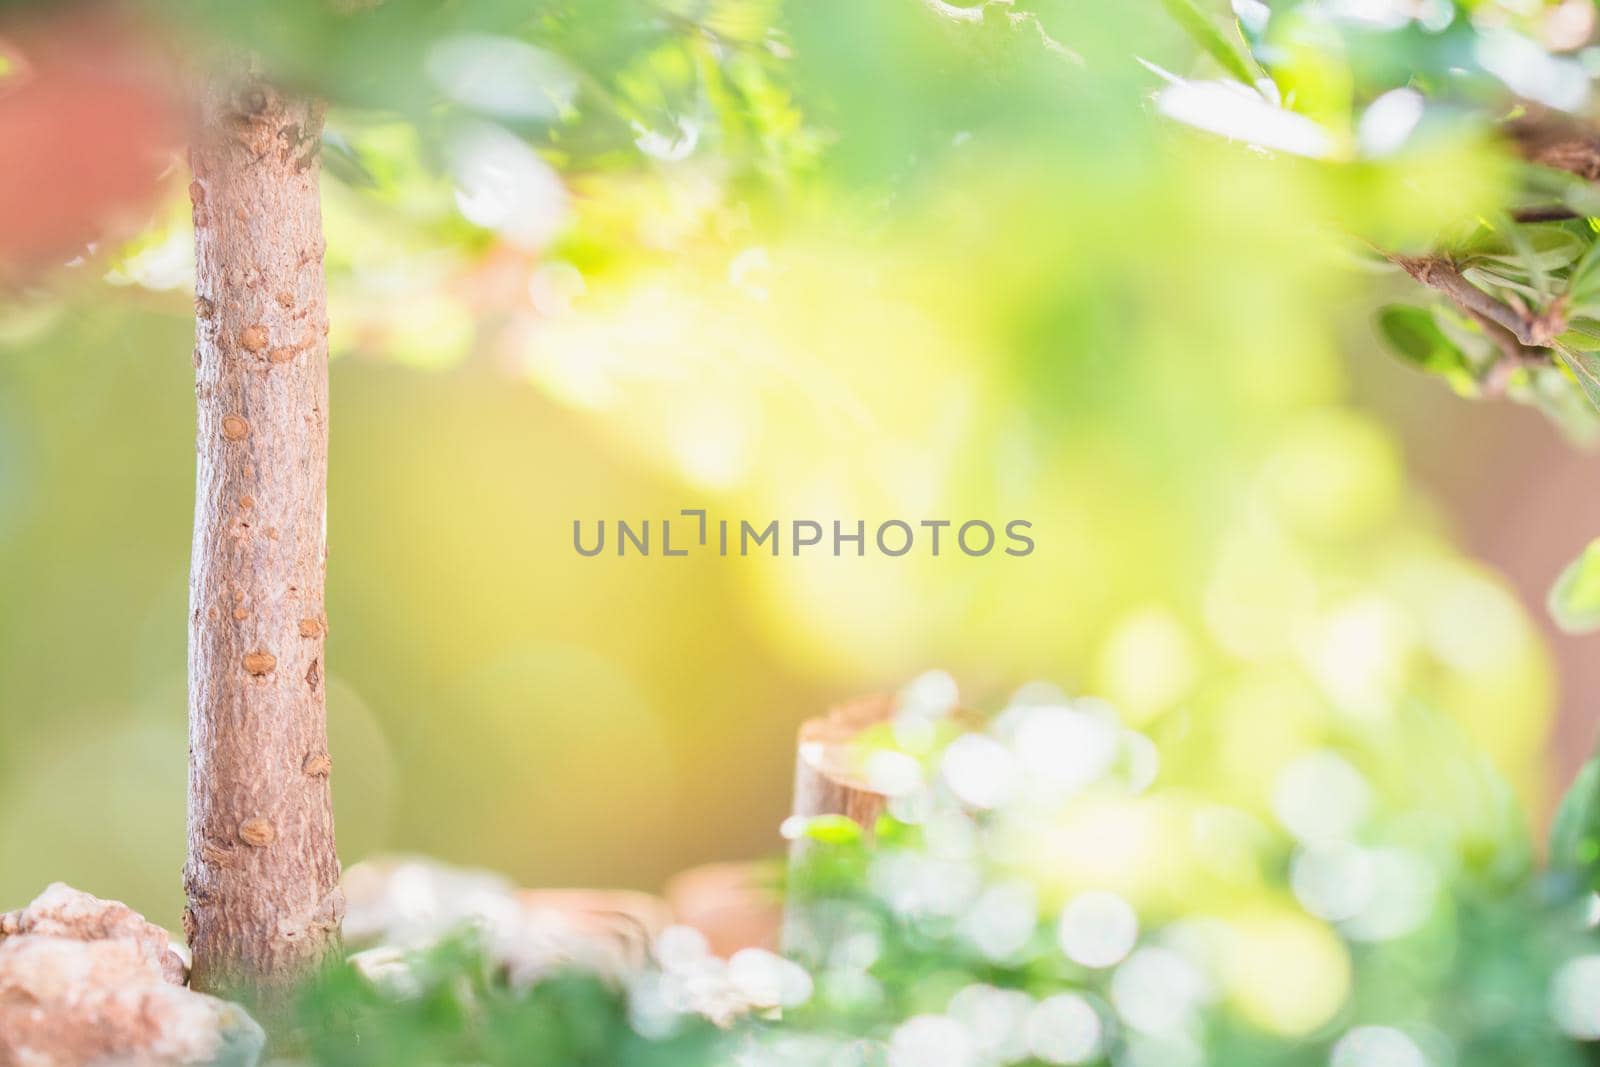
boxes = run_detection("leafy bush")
[288,673,1600,1066]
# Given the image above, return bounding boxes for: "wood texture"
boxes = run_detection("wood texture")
[783,695,895,957]
[789,694,896,831]
[184,78,341,1000]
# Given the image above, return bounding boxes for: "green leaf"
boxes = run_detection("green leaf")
[1521,162,1600,218]
[1557,322,1600,352]
[1564,234,1600,305]
[801,814,865,844]
[1505,220,1552,295]
[1461,265,1543,304]
[1376,304,1473,383]
[1549,537,1600,634]
[1551,758,1600,890]
[1465,224,1585,279]
[1557,344,1600,414]
[1158,0,1261,86]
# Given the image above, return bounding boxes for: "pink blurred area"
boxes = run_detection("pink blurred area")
[0,6,183,281]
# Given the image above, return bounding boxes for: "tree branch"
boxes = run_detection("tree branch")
[1388,254,1567,347]
[1384,252,1568,394]
[1512,205,1581,223]
[1507,109,1600,182]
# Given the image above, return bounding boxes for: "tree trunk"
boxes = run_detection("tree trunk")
[782,695,893,959]
[788,695,895,834]
[183,77,342,1001]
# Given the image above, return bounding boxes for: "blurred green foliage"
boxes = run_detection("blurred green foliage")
[285,678,1600,1066]
[0,0,1597,1061]
[299,937,727,1066]
[0,0,1560,907]
[1148,0,1600,621]
[770,686,1600,1067]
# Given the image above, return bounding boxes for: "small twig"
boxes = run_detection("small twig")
[1507,110,1600,182]
[1388,253,1568,347]
[1513,205,1581,223]
[1382,251,1570,395]
[1389,254,1530,340]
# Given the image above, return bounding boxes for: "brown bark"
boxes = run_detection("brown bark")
[1507,109,1600,182]
[183,77,342,1002]
[1389,254,1557,347]
[782,695,894,957]
[1388,110,1600,340]
[1386,253,1564,390]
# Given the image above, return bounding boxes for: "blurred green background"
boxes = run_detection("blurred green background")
[0,0,1592,945]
